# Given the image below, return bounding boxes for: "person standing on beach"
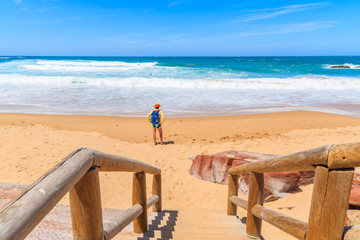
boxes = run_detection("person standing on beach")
[147,103,164,145]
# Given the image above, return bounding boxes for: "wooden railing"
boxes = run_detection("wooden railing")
[0,148,162,240]
[227,142,360,240]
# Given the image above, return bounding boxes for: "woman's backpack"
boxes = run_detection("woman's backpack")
[150,110,160,124]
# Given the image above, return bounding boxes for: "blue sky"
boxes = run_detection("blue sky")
[0,0,359,56]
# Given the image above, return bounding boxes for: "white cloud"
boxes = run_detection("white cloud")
[168,1,181,7]
[236,2,331,22]
[230,21,336,38]
[162,34,186,40]
[14,0,22,4]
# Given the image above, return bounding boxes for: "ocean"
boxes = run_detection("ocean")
[0,56,359,117]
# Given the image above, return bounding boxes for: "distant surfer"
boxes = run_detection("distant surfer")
[147,103,164,145]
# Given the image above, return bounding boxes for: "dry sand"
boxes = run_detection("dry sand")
[1,110,360,239]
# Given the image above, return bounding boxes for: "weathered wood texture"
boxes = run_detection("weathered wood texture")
[306,166,354,240]
[230,195,248,210]
[103,204,143,240]
[0,149,93,240]
[93,151,161,174]
[132,171,148,233]
[147,195,160,209]
[252,204,307,240]
[230,196,307,239]
[343,225,360,240]
[328,142,360,169]
[152,174,162,212]
[229,145,332,175]
[69,167,104,240]
[246,172,264,238]
[227,173,239,215]
[0,148,162,240]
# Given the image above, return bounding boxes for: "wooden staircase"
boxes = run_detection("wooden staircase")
[123,209,247,240]
[2,144,360,239]
[0,183,247,240]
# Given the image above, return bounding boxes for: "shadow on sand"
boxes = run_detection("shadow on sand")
[156,141,174,145]
[137,210,178,240]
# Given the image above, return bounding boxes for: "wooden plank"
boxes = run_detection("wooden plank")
[306,166,354,240]
[69,167,104,240]
[147,195,159,209]
[227,173,239,215]
[132,171,148,233]
[305,165,329,239]
[93,150,161,174]
[103,204,143,240]
[230,195,248,210]
[0,148,93,240]
[246,172,264,238]
[251,204,307,240]
[152,174,162,212]
[327,142,360,169]
[230,145,332,175]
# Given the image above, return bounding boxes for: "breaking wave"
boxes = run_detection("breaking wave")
[0,74,359,90]
[23,60,158,72]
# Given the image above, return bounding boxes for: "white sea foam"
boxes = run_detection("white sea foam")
[0,73,359,90]
[22,60,158,72]
[1,58,360,117]
[35,60,158,67]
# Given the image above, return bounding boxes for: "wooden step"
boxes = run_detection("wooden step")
[172,232,247,240]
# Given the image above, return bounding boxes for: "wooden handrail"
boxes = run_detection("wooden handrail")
[0,148,162,240]
[227,142,360,240]
[229,144,332,175]
[93,150,161,174]
[229,143,360,175]
[327,142,360,169]
[230,196,307,239]
[102,195,159,240]
[147,195,160,208]
[103,204,143,240]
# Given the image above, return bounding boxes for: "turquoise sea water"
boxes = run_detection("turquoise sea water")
[0,56,359,117]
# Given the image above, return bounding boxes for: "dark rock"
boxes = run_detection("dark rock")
[330,65,350,69]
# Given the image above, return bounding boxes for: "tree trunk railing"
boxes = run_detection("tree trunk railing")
[0,148,162,240]
[227,142,360,240]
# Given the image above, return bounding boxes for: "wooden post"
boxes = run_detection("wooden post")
[246,172,264,238]
[152,174,162,212]
[0,149,93,240]
[306,166,354,240]
[132,171,148,233]
[69,166,104,240]
[227,173,239,215]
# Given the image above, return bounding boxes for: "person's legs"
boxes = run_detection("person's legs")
[158,127,163,144]
[152,127,157,145]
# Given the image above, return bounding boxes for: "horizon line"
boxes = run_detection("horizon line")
[1,55,360,57]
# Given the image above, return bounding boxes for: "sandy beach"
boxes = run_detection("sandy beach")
[1,110,360,239]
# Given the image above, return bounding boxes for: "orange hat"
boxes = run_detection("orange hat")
[154,103,161,108]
